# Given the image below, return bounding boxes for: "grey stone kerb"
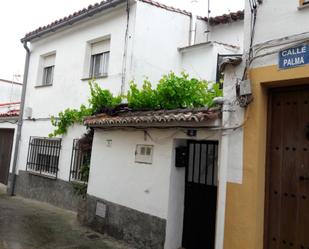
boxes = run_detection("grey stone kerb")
[80,194,167,249]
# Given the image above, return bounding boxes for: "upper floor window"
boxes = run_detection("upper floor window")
[41,53,56,86]
[89,40,110,78]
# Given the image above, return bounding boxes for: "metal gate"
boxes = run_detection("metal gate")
[0,129,14,185]
[182,140,218,249]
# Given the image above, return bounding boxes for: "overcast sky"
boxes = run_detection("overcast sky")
[0,0,244,82]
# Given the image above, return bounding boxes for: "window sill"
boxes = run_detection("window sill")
[27,170,57,180]
[35,84,53,88]
[81,75,108,81]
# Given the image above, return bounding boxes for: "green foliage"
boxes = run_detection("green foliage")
[79,154,90,182]
[49,81,121,137]
[49,105,92,137]
[89,81,122,114]
[127,80,159,110]
[127,72,222,110]
[50,73,222,137]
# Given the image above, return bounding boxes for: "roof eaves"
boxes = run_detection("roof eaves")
[21,0,127,42]
[0,79,23,86]
[208,10,244,26]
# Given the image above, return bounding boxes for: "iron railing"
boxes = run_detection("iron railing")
[26,136,62,178]
[69,139,89,183]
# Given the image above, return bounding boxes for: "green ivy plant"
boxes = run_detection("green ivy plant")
[127,80,159,110]
[127,72,222,110]
[49,81,121,137]
[88,81,122,114]
[49,73,222,137]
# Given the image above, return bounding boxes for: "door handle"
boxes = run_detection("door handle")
[299,176,309,181]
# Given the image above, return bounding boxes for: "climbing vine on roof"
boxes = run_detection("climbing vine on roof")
[49,72,222,137]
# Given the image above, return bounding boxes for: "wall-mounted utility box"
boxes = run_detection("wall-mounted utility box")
[239,79,252,96]
[175,146,188,168]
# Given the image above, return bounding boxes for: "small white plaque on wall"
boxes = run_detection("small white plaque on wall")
[95,202,107,218]
[135,144,154,164]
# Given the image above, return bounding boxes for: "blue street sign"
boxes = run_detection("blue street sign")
[279,44,309,69]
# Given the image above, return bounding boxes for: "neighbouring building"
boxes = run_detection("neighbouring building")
[0,79,21,187]
[222,1,309,249]
[12,0,244,248]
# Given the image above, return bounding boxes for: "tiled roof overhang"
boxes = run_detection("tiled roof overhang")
[21,0,244,42]
[84,108,220,129]
[208,10,244,25]
[0,110,20,118]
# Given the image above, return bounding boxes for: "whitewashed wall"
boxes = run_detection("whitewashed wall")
[127,1,190,89]
[180,42,241,82]
[210,21,244,51]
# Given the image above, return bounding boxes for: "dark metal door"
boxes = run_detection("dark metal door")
[182,140,218,249]
[0,129,14,185]
[265,86,309,249]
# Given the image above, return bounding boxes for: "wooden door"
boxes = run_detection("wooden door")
[0,129,14,185]
[265,86,309,249]
[182,140,218,249]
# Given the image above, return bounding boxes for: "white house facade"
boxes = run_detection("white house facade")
[11,0,244,248]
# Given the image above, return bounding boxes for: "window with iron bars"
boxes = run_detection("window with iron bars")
[69,139,90,183]
[26,137,61,178]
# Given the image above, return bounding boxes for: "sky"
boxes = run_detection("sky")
[0,0,244,82]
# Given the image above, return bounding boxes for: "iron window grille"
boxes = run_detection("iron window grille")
[90,51,109,78]
[26,137,61,178]
[69,139,90,183]
[42,66,54,85]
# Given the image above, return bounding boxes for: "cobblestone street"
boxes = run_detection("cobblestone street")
[0,186,132,249]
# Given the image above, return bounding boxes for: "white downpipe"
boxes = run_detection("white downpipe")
[190,14,197,46]
[189,0,198,46]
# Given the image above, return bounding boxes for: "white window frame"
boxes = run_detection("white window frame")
[89,51,110,78]
[37,52,56,87]
[42,65,54,85]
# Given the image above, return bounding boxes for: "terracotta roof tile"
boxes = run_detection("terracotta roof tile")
[21,0,244,42]
[208,10,244,25]
[84,108,220,128]
[0,109,20,118]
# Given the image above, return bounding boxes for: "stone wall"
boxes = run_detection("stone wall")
[14,170,80,211]
[80,194,166,249]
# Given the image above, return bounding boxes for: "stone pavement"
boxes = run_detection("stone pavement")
[0,185,133,249]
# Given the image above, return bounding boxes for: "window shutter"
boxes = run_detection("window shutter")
[44,54,56,67]
[91,40,110,55]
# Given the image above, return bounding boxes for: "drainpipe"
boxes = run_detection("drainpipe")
[8,41,30,196]
[189,0,197,46]
[120,0,130,96]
